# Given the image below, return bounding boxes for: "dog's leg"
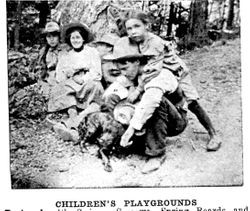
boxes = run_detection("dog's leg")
[99,148,112,172]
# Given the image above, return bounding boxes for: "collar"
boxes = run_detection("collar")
[73,44,84,52]
[48,44,62,52]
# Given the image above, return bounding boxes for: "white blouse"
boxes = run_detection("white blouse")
[55,45,102,83]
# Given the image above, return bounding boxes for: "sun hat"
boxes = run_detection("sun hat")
[113,101,135,125]
[102,50,154,62]
[63,22,94,43]
[102,36,154,62]
[43,21,60,34]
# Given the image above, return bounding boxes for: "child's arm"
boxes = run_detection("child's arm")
[120,70,178,147]
[127,87,141,103]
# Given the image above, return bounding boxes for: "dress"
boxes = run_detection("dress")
[48,45,103,112]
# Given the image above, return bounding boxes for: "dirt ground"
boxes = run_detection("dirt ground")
[10,38,242,188]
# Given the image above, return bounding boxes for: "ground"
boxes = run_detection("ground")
[10,38,242,188]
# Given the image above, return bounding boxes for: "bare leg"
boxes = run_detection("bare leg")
[188,100,221,151]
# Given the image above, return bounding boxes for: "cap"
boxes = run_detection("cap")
[43,21,60,34]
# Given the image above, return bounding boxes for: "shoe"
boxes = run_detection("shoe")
[206,136,222,151]
[53,123,79,143]
[141,155,166,174]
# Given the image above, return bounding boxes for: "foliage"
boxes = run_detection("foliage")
[8,47,40,90]
[9,83,48,120]
[7,1,59,48]
[8,47,48,121]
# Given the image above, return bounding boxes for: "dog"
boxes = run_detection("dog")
[78,111,125,172]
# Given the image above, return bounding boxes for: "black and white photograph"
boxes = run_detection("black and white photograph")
[6,0,242,189]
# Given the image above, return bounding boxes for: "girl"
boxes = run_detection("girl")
[113,10,221,151]
[49,22,104,139]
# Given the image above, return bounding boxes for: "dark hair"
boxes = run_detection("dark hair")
[65,28,88,47]
[124,10,150,25]
[115,10,150,36]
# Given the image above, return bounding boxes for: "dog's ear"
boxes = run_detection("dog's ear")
[114,121,125,137]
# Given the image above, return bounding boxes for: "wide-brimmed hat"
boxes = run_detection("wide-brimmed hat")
[93,33,120,46]
[103,50,153,62]
[43,21,60,34]
[103,37,154,61]
[114,101,135,125]
[62,22,94,43]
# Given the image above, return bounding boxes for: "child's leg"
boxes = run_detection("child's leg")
[188,100,216,137]
[140,97,187,174]
[188,100,221,151]
[144,97,187,157]
[180,74,221,151]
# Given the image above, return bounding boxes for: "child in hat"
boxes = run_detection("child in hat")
[93,33,122,88]
[113,10,221,151]
[49,22,104,141]
[93,33,120,58]
[37,21,63,85]
[102,51,188,173]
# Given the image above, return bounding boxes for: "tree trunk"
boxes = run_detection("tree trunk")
[167,2,175,36]
[14,0,22,51]
[37,1,50,28]
[226,0,234,29]
[184,0,210,50]
[52,0,144,39]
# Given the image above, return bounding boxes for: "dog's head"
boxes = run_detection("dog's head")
[78,111,125,148]
[97,117,125,147]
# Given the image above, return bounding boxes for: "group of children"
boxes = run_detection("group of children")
[37,10,221,173]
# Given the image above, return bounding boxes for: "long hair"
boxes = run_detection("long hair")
[65,28,88,48]
[124,10,150,25]
[117,10,150,37]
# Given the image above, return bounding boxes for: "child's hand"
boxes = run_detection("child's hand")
[127,89,140,103]
[120,126,135,147]
[103,94,121,111]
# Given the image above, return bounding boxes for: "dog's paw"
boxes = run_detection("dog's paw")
[104,162,113,172]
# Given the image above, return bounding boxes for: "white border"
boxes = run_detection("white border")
[1,0,249,210]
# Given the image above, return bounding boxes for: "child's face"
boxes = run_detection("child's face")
[117,59,140,81]
[102,60,121,84]
[96,43,113,57]
[70,31,84,49]
[46,33,59,48]
[125,18,147,43]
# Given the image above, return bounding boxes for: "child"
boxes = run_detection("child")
[113,10,221,151]
[93,33,120,58]
[93,33,121,88]
[37,21,63,85]
[102,50,188,173]
[50,22,103,141]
